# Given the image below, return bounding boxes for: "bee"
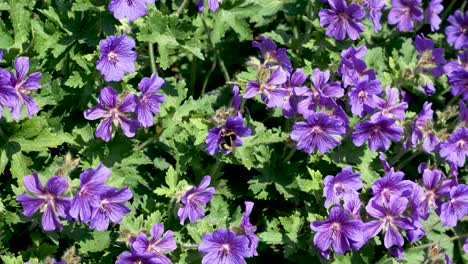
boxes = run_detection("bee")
[219,130,237,152]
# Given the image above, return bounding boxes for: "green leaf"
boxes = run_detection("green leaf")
[357,148,379,188]
[78,231,111,253]
[9,0,31,49]
[10,152,32,180]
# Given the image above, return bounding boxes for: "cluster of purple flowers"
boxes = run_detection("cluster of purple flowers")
[16,164,132,232]
[84,73,165,141]
[311,160,468,260]
[0,53,43,120]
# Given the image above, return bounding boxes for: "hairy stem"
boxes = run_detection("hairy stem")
[148,42,156,73]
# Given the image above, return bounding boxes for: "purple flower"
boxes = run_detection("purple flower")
[343,191,363,219]
[178,176,215,224]
[364,0,386,32]
[0,57,42,120]
[198,229,250,264]
[351,117,403,151]
[231,84,242,111]
[417,169,447,220]
[364,197,415,248]
[372,86,408,121]
[243,67,288,108]
[252,36,292,72]
[16,173,71,231]
[445,10,468,50]
[370,168,413,204]
[198,0,224,12]
[84,87,139,142]
[348,78,382,117]
[115,251,162,264]
[439,127,468,167]
[136,73,165,128]
[241,201,259,257]
[440,184,468,227]
[338,45,368,80]
[281,68,308,118]
[108,0,155,22]
[388,246,405,260]
[205,115,251,155]
[464,239,468,254]
[89,186,132,231]
[410,102,439,152]
[69,164,112,222]
[310,206,365,254]
[131,223,176,263]
[427,0,443,31]
[290,112,346,154]
[96,35,137,82]
[319,0,365,40]
[323,166,362,208]
[414,34,446,77]
[387,0,423,32]
[460,100,468,123]
[444,52,468,101]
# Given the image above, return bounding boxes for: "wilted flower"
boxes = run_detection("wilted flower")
[310,206,365,255]
[351,117,403,151]
[387,0,423,32]
[69,164,112,222]
[439,127,468,167]
[198,229,250,264]
[178,176,215,224]
[108,0,155,22]
[364,197,416,248]
[291,112,346,154]
[89,186,132,231]
[96,35,137,82]
[319,0,365,40]
[427,0,443,31]
[16,173,71,231]
[131,223,177,263]
[440,184,468,227]
[136,73,165,128]
[445,10,468,50]
[205,115,251,155]
[241,201,259,257]
[323,166,362,208]
[84,87,140,142]
[0,57,42,120]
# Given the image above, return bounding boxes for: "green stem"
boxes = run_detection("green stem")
[396,150,422,170]
[210,159,222,178]
[201,14,230,83]
[148,42,156,73]
[408,233,468,251]
[201,56,217,96]
[285,148,297,162]
[389,148,411,166]
[175,0,190,16]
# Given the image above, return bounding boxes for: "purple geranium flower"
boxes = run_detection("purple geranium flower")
[343,191,363,219]
[241,201,259,257]
[445,10,468,50]
[387,0,423,32]
[244,67,288,108]
[417,169,447,220]
[281,68,308,118]
[131,223,177,263]
[364,0,386,32]
[410,102,439,152]
[348,78,382,117]
[290,112,346,154]
[439,127,468,167]
[231,84,242,111]
[198,229,250,264]
[351,117,403,151]
[96,35,137,82]
[444,52,468,101]
[338,45,368,80]
[323,166,362,208]
[310,206,365,255]
[178,176,215,224]
[464,239,468,254]
[16,173,71,231]
[89,186,132,231]
[69,164,112,222]
[108,0,155,22]
[205,115,251,155]
[319,0,365,40]
[115,251,161,264]
[364,197,415,248]
[372,86,408,121]
[414,34,446,77]
[84,87,139,142]
[370,168,413,204]
[427,0,443,31]
[136,73,165,128]
[440,184,468,227]
[252,36,292,72]
[198,0,224,12]
[0,57,42,120]
[460,100,468,123]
